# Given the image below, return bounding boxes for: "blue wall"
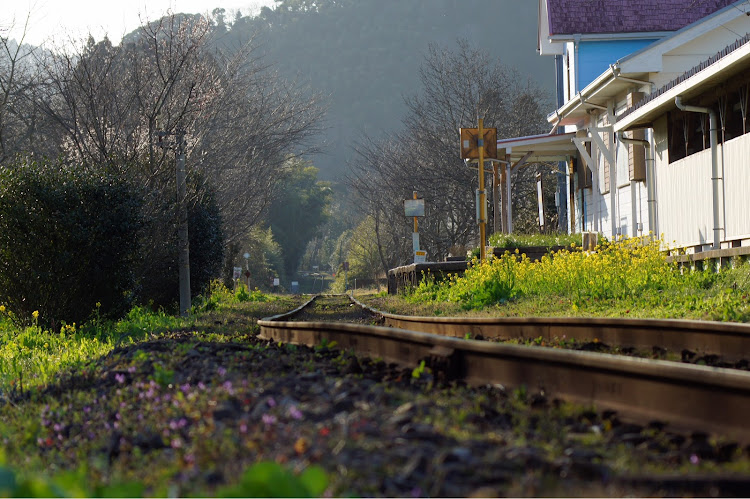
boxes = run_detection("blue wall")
[578,39,658,90]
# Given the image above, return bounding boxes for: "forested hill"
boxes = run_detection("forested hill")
[212,0,554,181]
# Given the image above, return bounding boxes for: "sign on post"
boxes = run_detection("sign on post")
[403,199,425,217]
[414,250,427,263]
[233,267,242,280]
[460,127,498,160]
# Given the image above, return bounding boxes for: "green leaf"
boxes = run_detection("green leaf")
[95,481,145,497]
[298,466,328,496]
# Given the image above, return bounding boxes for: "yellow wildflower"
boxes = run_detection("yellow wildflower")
[32,310,39,320]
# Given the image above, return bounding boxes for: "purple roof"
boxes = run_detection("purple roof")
[547,0,739,35]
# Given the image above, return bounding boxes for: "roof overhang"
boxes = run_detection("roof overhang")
[496,132,577,164]
[547,65,652,127]
[615,40,750,132]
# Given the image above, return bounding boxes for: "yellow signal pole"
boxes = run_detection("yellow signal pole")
[478,118,486,262]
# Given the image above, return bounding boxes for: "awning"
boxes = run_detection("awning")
[616,37,750,132]
[496,132,577,166]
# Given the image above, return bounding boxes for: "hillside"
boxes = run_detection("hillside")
[215,0,554,182]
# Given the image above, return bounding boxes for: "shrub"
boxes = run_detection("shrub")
[409,236,680,309]
[0,158,142,326]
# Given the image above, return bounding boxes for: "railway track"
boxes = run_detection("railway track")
[258,294,750,444]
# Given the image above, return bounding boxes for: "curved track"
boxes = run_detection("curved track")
[258,295,750,444]
[361,300,750,362]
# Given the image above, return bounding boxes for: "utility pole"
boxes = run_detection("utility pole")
[176,129,191,316]
[157,127,191,316]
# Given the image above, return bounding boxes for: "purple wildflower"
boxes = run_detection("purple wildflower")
[115,373,126,384]
[217,367,227,377]
[288,405,303,420]
[262,413,277,426]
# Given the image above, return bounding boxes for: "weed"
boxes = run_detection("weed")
[411,360,427,379]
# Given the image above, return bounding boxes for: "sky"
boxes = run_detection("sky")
[3,0,277,47]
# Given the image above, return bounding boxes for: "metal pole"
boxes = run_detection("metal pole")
[478,118,487,261]
[492,163,500,235]
[176,130,191,316]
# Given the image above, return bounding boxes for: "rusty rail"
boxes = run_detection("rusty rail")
[353,298,750,362]
[258,296,750,444]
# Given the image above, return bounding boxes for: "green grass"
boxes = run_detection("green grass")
[487,232,584,249]
[0,281,290,394]
[378,237,750,322]
[0,284,311,497]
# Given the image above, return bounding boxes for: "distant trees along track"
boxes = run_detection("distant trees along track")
[258,295,750,444]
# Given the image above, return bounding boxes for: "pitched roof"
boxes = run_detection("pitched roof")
[547,0,739,35]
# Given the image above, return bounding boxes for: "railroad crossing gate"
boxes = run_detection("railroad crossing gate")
[460,127,498,160]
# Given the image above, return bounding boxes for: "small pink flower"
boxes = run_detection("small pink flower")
[240,423,247,433]
[115,373,125,384]
[262,413,277,426]
[288,405,303,420]
[690,454,700,465]
[171,438,182,449]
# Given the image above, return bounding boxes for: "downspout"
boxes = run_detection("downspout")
[573,35,581,93]
[618,133,657,239]
[674,96,721,250]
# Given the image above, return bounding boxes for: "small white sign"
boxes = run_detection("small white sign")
[233,267,242,280]
[414,250,427,264]
[273,278,280,286]
[403,199,425,217]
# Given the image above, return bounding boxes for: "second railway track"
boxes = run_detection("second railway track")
[259,294,750,445]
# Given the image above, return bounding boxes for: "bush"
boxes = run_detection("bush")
[409,236,680,309]
[0,159,142,326]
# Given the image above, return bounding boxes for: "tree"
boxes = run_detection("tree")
[30,13,325,307]
[266,158,332,281]
[0,14,57,162]
[346,215,388,290]
[348,39,549,264]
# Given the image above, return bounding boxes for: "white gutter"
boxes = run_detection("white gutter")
[618,133,657,238]
[674,96,721,250]
[609,64,653,91]
[548,63,652,131]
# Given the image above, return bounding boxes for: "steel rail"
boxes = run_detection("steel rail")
[259,297,750,444]
[353,297,750,361]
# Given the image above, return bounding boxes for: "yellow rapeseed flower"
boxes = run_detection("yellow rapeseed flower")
[32,310,39,320]
[0,305,5,313]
